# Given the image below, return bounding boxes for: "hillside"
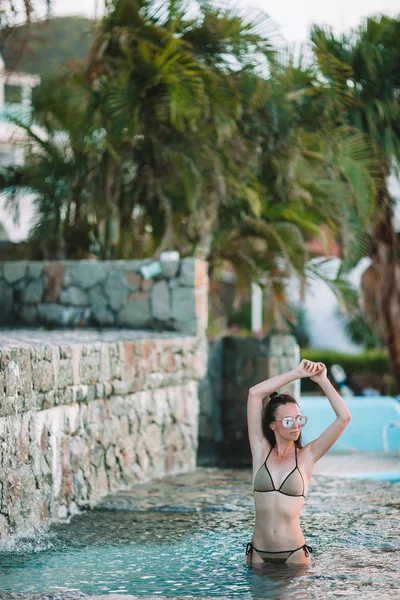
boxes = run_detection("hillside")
[1,16,95,78]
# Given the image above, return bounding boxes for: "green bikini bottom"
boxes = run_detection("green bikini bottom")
[244,542,313,563]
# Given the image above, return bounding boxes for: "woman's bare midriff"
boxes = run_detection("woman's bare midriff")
[249,493,310,565]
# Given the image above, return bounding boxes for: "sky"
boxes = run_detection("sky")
[46,0,400,45]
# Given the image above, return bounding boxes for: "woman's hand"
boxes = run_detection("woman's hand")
[309,362,328,384]
[295,359,326,380]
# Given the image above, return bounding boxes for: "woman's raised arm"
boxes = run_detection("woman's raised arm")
[306,363,352,462]
[247,360,322,451]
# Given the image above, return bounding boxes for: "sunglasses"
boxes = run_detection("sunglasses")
[275,415,308,429]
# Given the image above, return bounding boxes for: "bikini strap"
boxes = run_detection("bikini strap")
[295,445,298,466]
[244,542,254,556]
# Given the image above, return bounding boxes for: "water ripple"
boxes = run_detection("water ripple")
[0,468,399,599]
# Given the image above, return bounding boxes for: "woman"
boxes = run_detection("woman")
[245,359,351,566]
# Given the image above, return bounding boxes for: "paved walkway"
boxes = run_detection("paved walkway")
[315,451,399,477]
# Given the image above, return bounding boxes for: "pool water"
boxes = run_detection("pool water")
[0,468,399,599]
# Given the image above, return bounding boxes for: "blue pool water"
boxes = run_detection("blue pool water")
[299,396,400,451]
[0,468,399,599]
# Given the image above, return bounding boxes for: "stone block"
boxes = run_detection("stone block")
[57,360,74,388]
[178,257,195,286]
[171,286,197,335]
[19,304,38,325]
[151,280,170,321]
[69,261,108,289]
[79,348,102,384]
[171,286,196,319]
[96,382,105,398]
[124,271,142,291]
[37,303,87,327]
[21,279,44,304]
[3,261,27,283]
[117,293,151,328]
[15,348,32,396]
[124,341,136,378]
[104,270,129,311]
[3,357,21,397]
[112,379,135,395]
[56,387,74,405]
[105,445,116,469]
[88,285,115,326]
[32,360,54,393]
[42,390,55,409]
[59,286,89,306]
[0,279,13,325]
[28,262,44,279]
[75,385,89,402]
[141,278,153,292]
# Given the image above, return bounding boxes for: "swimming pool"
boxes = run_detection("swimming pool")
[0,467,399,599]
[299,396,400,451]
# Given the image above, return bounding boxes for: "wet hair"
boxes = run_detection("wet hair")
[262,391,303,449]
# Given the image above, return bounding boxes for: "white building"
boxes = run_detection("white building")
[0,54,40,240]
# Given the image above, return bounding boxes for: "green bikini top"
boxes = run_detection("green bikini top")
[253,446,305,498]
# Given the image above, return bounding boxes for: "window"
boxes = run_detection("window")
[4,85,23,103]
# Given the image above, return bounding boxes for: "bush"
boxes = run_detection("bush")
[300,348,390,392]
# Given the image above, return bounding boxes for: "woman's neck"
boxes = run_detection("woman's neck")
[273,440,295,458]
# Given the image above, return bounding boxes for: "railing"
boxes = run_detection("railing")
[382,421,400,452]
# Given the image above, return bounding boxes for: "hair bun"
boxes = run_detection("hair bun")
[270,391,279,399]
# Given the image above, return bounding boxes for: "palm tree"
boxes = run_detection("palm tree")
[84,0,278,258]
[311,16,400,391]
[1,1,385,346]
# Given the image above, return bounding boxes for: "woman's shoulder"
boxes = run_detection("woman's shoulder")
[251,438,271,468]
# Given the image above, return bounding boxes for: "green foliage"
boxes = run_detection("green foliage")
[300,347,390,391]
[301,348,389,374]
[2,3,400,356]
[1,16,94,78]
[335,306,385,350]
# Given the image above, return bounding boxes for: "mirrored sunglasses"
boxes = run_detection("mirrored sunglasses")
[276,415,308,429]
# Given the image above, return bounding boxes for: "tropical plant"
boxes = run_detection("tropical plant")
[1,1,393,368]
[311,15,400,391]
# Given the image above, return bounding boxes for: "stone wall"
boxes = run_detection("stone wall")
[198,334,300,464]
[0,258,208,336]
[0,330,207,538]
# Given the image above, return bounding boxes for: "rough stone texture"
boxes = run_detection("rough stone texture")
[0,330,206,538]
[67,261,108,289]
[37,304,87,327]
[3,261,27,284]
[0,258,209,336]
[104,270,129,311]
[27,262,44,279]
[151,280,170,321]
[171,287,197,335]
[59,286,89,306]
[0,280,13,325]
[198,334,300,465]
[21,279,44,304]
